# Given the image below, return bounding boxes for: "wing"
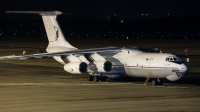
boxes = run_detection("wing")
[0,47,121,60]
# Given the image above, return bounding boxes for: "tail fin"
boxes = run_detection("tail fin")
[6,11,77,53]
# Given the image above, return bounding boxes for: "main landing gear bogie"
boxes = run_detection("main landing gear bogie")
[87,75,107,82]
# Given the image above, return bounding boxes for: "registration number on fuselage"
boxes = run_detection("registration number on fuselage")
[172,70,179,72]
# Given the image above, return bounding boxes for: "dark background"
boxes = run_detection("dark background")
[0,0,200,38]
[1,0,200,19]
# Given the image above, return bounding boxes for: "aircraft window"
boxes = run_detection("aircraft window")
[165,56,183,64]
[173,58,177,61]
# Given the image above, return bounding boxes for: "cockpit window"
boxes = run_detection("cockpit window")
[166,56,183,64]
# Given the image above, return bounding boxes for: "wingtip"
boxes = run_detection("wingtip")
[5,11,13,13]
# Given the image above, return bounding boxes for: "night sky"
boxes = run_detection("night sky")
[0,0,200,20]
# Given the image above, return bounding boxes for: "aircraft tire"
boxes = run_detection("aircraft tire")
[87,75,93,81]
[157,79,163,85]
[93,76,99,82]
[152,79,158,86]
[101,76,107,82]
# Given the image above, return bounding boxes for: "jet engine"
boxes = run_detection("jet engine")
[92,61,112,73]
[64,62,87,74]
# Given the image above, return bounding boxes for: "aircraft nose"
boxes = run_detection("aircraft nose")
[166,63,188,81]
[179,63,188,73]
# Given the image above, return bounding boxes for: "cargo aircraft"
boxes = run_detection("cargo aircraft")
[0,11,188,85]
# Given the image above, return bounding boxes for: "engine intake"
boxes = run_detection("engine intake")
[103,61,112,72]
[64,62,87,74]
[93,61,112,73]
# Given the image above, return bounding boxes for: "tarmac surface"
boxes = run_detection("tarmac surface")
[0,62,200,112]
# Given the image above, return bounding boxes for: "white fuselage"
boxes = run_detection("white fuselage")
[112,48,187,81]
[54,47,187,81]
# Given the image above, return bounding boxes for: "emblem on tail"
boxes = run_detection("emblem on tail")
[54,26,59,41]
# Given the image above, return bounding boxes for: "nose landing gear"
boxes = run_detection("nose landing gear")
[152,78,163,86]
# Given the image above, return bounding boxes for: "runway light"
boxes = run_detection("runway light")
[146,14,148,16]
[141,13,144,16]
[133,32,134,33]
[121,20,123,23]
[104,35,106,36]
[167,13,170,16]
[122,35,123,36]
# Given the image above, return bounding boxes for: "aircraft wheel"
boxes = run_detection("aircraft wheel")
[93,76,99,82]
[158,79,163,85]
[101,76,107,82]
[152,79,158,86]
[87,75,93,81]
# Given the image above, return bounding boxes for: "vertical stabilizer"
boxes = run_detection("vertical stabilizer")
[6,11,77,53]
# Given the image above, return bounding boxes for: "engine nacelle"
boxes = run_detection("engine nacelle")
[64,62,87,74]
[93,61,112,73]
